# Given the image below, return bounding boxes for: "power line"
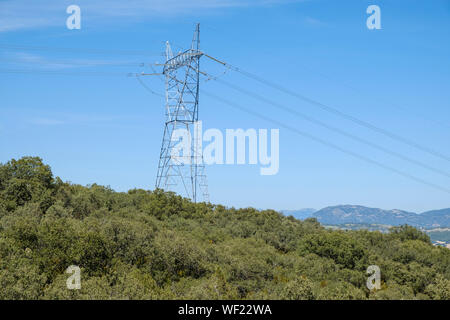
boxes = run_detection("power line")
[210,75,450,179]
[137,71,450,194]
[1,57,146,68]
[290,62,450,130]
[5,45,448,194]
[201,90,450,195]
[137,62,450,193]
[0,68,132,77]
[204,55,450,163]
[0,44,164,56]
[135,75,164,97]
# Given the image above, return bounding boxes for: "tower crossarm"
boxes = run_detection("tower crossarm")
[163,49,203,74]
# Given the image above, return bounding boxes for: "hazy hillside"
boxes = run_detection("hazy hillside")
[311,205,450,228]
[0,157,449,300]
[420,209,450,228]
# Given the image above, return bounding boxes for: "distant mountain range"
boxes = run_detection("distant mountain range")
[281,205,450,229]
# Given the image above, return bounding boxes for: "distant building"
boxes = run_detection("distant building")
[432,241,450,248]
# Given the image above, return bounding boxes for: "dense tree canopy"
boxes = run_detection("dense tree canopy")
[0,157,449,299]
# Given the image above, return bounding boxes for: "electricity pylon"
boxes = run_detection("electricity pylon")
[155,23,209,203]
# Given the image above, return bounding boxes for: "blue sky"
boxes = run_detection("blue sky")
[1,0,449,212]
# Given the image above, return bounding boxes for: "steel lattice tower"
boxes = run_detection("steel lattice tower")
[155,23,209,202]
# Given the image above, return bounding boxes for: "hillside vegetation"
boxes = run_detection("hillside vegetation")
[0,157,449,300]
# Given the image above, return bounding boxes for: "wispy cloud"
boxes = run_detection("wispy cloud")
[304,16,327,27]
[0,1,61,32]
[1,52,139,70]
[0,0,306,32]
